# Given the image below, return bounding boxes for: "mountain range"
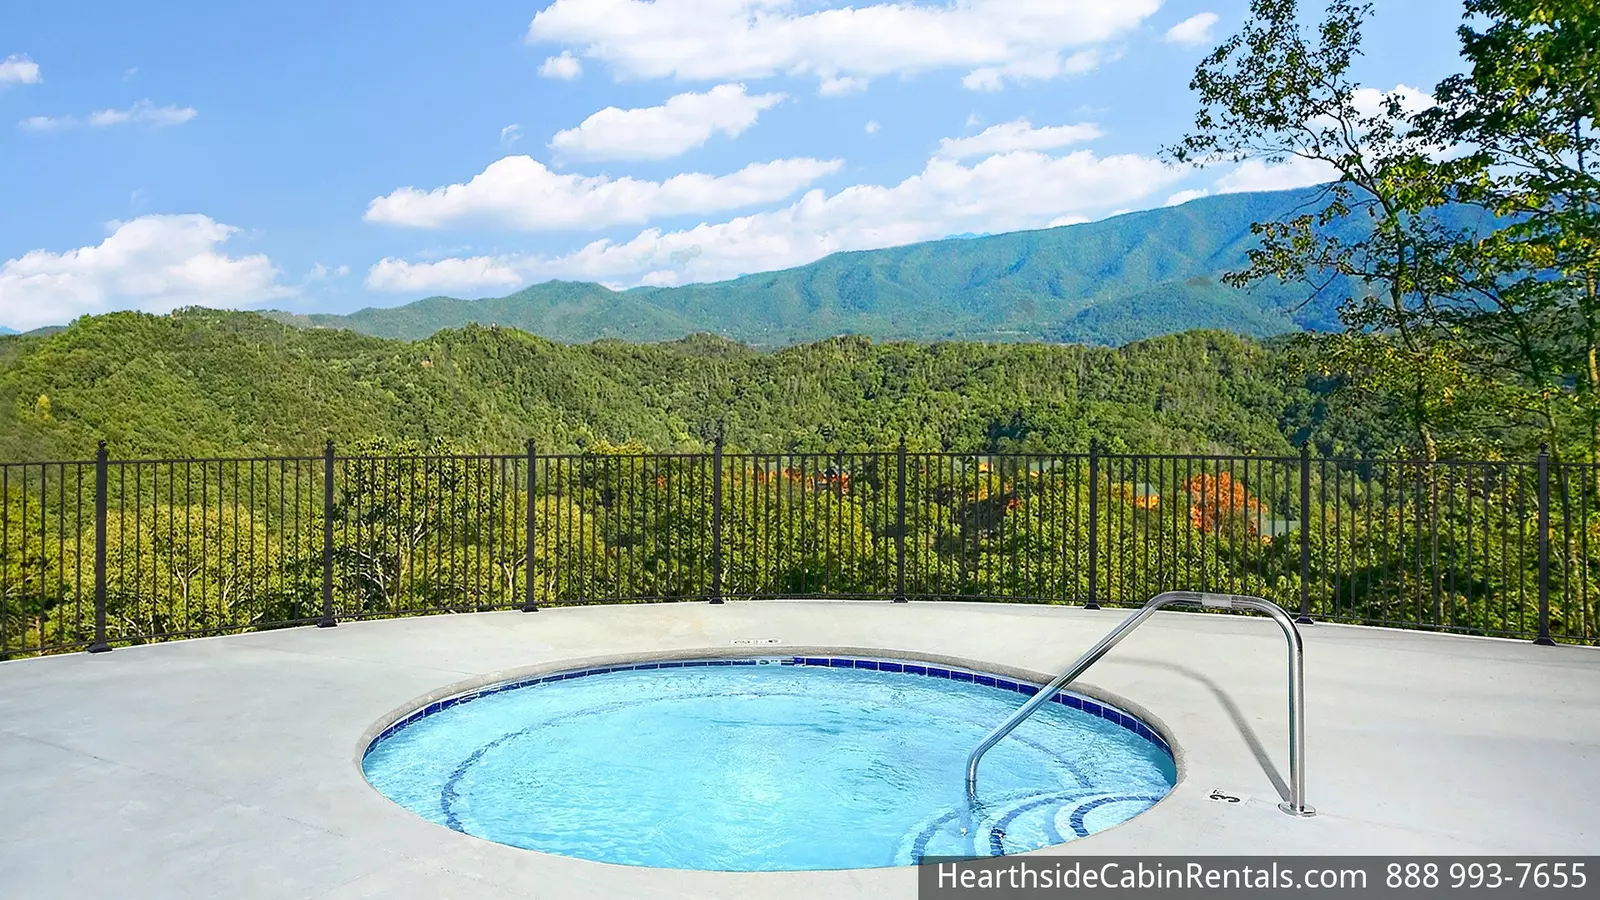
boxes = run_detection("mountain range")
[270,186,1353,347]
[0,308,1352,462]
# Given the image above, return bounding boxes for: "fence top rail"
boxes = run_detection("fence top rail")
[0,449,1579,469]
[1088,452,1301,464]
[533,451,714,461]
[1344,457,1542,468]
[337,453,521,463]
[102,455,324,466]
[733,450,898,456]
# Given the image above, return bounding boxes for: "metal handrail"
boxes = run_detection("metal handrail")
[965,591,1314,818]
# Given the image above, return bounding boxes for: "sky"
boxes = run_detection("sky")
[0,0,1471,332]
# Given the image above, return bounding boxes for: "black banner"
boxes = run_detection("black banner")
[918,857,1600,899]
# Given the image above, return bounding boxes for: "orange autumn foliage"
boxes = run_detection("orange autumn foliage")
[1184,472,1266,534]
[750,466,850,494]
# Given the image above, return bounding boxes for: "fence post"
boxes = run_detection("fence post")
[895,437,908,602]
[1535,445,1554,645]
[1298,441,1314,625]
[523,439,539,612]
[318,439,337,628]
[1086,439,1101,610]
[709,435,724,604]
[87,441,112,654]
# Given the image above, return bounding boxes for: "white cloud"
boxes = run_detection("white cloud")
[1353,83,1459,161]
[864,120,880,135]
[0,214,289,331]
[527,0,1158,91]
[0,54,41,85]
[540,51,583,79]
[962,48,1103,92]
[1193,84,1437,195]
[936,119,1102,160]
[19,115,68,132]
[1351,83,1435,118]
[372,144,1181,292]
[500,123,522,147]
[19,100,198,132]
[1297,84,1435,140]
[87,100,197,127]
[366,256,524,293]
[306,263,350,281]
[1163,12,1219,46]
[365,155,842,230]
[819,75,868,96]
[1165,188,1210,206]
[549,84,785,161]
[1214,156,1339,194]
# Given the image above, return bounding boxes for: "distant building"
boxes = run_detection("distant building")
[1246,510,1299,542]
[1117,482,1161,509]
[1131,483,1161,509]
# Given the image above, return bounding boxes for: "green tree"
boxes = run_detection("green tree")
[334,438,526,614]
[101,503,290,640]
[1173,0,1600,461]
[1167,0,1483,460]
[0,483,86,654]
[1414,0,1600,462]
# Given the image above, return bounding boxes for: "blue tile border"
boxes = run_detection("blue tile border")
[366,654,1175,762]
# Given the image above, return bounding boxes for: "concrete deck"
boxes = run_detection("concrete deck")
[1,600,1596,899]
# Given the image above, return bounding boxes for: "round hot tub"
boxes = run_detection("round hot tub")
[361,656,1176,871]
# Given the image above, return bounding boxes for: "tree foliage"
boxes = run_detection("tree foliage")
[1171,0,1600,462]
[0,311,1344,461]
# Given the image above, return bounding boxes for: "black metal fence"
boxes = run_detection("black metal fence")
[1,440,1593,657]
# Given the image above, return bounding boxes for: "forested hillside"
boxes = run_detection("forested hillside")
[0,309,1381,462]
[270,187,1359,347]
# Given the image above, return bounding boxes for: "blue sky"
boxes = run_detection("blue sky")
[0,0,1468,331]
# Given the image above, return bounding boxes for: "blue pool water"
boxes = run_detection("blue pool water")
[362,658,1176,871]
